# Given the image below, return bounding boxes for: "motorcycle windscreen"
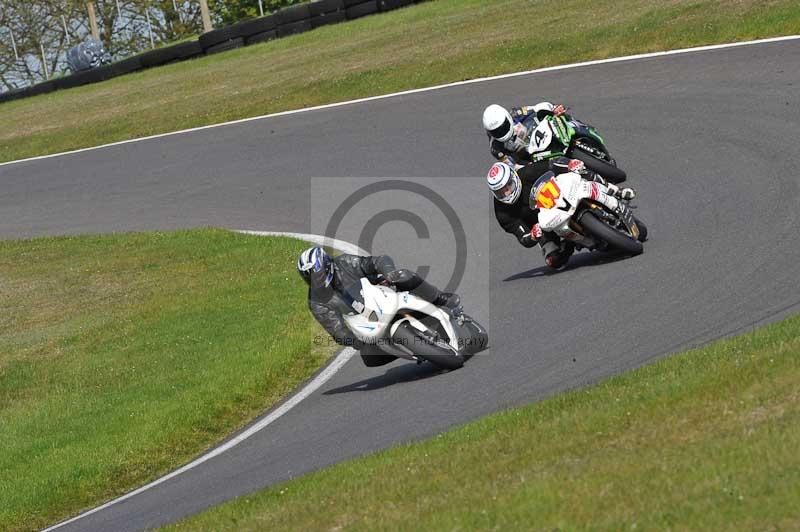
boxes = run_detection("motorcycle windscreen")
[530,171,555,209]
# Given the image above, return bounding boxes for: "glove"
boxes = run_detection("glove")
[514,224,537,248]
[531,223,543,240]
[553,104,567,116]
[567,159,585,173]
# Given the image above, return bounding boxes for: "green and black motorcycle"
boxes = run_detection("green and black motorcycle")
[526,110,626,183]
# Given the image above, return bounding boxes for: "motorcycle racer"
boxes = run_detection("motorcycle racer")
[297,247,460,367]
[482,102,567,166]
[488,157,635,269]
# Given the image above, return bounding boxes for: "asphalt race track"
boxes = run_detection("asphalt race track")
[3,39,799,530]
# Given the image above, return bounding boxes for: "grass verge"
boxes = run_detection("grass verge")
[168,314,800,530]
[1,0,799,162]
[0,229,335,531]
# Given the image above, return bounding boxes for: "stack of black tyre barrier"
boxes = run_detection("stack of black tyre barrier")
[0,0,422,105]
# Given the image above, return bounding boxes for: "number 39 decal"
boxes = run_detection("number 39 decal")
[535,179,561,209]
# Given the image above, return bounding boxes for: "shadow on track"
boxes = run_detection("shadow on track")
[503,250,630,282]
[323,361,444,395]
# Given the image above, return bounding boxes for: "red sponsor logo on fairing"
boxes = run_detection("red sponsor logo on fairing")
[567,159,585,173]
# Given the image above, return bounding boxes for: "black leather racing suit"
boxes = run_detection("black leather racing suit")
[307,254,447,367]
[493,158,577,268]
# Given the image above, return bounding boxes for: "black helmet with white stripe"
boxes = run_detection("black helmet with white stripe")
[297,246,334,288]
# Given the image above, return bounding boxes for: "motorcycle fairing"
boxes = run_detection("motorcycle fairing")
[342,278,460,353]
[526,113,606,162]
[534,172,599,248]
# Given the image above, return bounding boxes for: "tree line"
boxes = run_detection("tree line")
[0,1,303,90]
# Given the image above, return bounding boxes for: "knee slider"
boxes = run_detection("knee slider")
[541,240,559,257]
[546,251,569,269]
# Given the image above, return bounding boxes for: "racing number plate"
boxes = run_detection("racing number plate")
[535,178,561,209]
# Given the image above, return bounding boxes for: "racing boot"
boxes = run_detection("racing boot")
[434,291,461,310]
[604,182,636,201]
[410,278,461,311]
[543,240,574,270]
[388,269,461,311]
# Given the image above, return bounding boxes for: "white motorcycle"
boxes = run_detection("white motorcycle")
[532,170,648,256]
[341,278,488,370]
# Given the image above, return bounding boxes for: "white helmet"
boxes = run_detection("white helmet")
[482,104,515,142]
[486,162,522,204]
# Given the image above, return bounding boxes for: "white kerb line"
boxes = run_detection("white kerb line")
[42,230,366,531]
[2,34,799,168]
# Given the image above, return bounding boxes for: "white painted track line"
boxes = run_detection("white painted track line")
[42,231,365,532]
[4,35,799,169]
[239,230,368,256]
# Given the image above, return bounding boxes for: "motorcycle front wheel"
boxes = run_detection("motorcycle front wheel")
[580,211,643,256]
[392,322,464,370]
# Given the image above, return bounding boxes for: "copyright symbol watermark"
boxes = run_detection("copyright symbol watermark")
[312,178,474,293]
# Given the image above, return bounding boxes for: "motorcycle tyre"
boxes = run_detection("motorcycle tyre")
[580,211,643,256]
[570,145,627,184]
[392,322,464,370]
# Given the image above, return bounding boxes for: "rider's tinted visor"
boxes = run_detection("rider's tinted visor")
[492,174,521,204]
[489,118,512,140]
[492,182,515,201]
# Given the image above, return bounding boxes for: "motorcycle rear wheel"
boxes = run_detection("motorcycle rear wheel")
[580,212,643,256]
[570,145,627,184]
[392,322,464,370]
